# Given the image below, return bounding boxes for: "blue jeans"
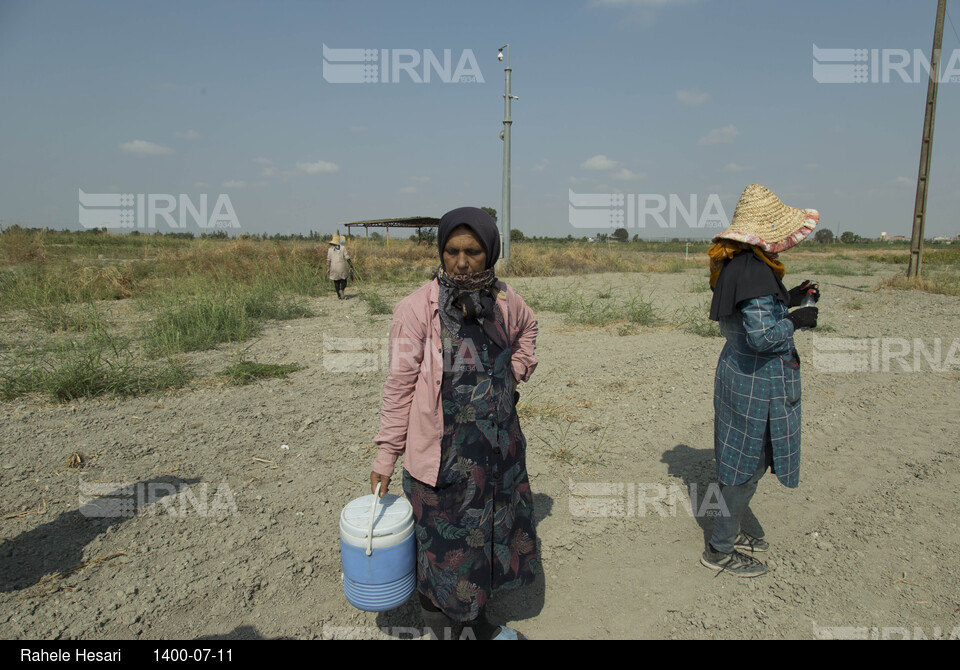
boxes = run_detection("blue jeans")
[709,439,772,554]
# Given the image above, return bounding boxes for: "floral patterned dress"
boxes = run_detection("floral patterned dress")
[402,304,540,622]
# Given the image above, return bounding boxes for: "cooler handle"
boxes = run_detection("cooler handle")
[366,482,381,556]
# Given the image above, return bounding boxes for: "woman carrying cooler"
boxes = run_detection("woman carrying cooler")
[703,184,821,577]
[370,207,540,639]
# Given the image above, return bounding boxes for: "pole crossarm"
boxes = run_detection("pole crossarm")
[342,216,440,231]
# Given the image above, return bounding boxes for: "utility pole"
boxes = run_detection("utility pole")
[908,0,947,278]
[498,44,517,267]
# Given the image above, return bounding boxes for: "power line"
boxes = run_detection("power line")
[946,4,960,47]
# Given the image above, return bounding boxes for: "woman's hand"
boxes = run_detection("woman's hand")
[370,471,391,498]
[788,280,820,307]
[786,306,818,330]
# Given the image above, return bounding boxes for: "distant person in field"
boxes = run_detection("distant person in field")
[703,184,821,577]
[326,234,353,300]
[370,207,540,639]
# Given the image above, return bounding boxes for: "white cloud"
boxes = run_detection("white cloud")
[722,162,752,173]
[805,163,821,170]
[533,158,550,172]
[253,157,274,165]
[410,176,431,184]
[175,130,200,140]
[119,140,174,155]
[581,154,621,171]
[677,89,711,107]
[397,186,417,195]
[610,168,646,181]
[221,180,246,189]
[194,181,209,189]
[262,167,278,177]
[896,176,913,186]
[590,0,704,28]
[348,125,368,133]
[699,125,739,145]
[296,160,340,175]
[592,0,701,5]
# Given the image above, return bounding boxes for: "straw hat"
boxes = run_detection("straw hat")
[329,234,342,245]
[713,184,819,254]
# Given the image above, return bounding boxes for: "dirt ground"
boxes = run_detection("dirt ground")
[2,268,959,640]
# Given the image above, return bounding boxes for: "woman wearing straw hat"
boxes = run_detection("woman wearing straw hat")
[369,207,540,639]
[702,184,820,577]
[326,234,353,299]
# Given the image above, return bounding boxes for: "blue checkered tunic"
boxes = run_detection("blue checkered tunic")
[714,294,801,488]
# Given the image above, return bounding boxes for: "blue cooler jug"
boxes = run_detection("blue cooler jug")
[339,484,415,612]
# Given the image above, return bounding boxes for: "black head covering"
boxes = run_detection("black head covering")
[437,207,500,270]
[709,252,789,321]
[434,207,505,348]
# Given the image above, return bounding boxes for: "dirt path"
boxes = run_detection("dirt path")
[2,270,959,639]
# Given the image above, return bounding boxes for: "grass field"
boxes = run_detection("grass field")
[2,226,958,402]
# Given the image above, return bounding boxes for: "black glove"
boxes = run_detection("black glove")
[786,307,818,330]
[788,281,820,308]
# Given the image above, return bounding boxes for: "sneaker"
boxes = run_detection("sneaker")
[700,545,769,578]
[734,531,769,553]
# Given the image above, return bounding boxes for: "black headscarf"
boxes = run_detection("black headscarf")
[709,252,789,321]
[435,207,503,346]
[437,207,500,269]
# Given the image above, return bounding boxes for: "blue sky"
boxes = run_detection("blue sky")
[1,0,959,239]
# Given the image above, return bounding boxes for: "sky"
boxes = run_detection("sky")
[1,0,960,240]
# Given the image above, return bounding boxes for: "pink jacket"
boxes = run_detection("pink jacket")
[372,278,538,486]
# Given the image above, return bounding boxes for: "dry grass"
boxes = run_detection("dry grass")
[881,272,960,298]
[66,452,89,469]
[504,242,701,277]
[0,226,47,264]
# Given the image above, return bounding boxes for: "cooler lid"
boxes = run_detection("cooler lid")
[340,493,413,540]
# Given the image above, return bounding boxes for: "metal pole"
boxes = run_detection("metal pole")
[908,0,946,278]
[500,45,514,266]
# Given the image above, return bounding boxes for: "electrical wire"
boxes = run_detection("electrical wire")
[946,2,960,50]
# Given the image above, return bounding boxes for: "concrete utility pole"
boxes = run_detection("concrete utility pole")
[499,44,517,266]
[908,0,947,278]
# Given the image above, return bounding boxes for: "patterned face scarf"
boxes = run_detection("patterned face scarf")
[434,207,503,346]
[436,207,506,347]
[436,265,500,343]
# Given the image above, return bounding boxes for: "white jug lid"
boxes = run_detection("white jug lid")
[340,493,413,541]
